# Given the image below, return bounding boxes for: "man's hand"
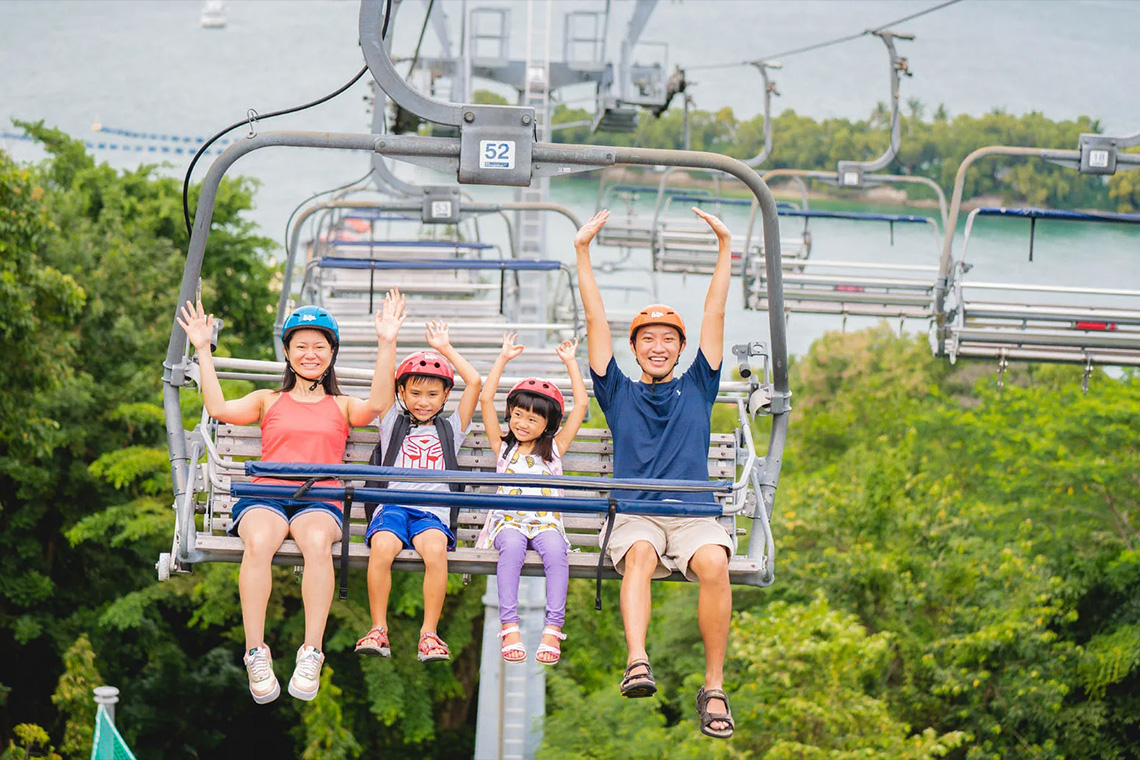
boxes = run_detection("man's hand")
[574,209,611,251]
[692,206,731,246]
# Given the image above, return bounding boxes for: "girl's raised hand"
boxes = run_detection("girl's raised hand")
[425,320,452,351]
[692,206,731,244]
[500,331,525,362]
[177,300,215,351]
[555,336,579,364]
[573,209,611,250]
[375,287,407,342]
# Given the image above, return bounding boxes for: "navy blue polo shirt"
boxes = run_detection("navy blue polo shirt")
[590,349,721,505]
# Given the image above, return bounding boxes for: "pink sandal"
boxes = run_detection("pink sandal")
[499,625,526,663]
[355,626,390,657]
[417,631,451,662]
[535,626,566,665]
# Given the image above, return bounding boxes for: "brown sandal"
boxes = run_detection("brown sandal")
[696,687,734,739]
[620,659,657,698]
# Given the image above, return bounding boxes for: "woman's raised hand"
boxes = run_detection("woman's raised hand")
[425,320,452,351]
[177,300,215,352]
[555,336,579,364]
[500,331,525,362]
[375,287,407,343]
[573,209,611,250]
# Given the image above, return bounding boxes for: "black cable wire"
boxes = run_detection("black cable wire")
[281,168,377,259]
[687,0,964,71]
[181,0,394,238]
[407,0,435,77]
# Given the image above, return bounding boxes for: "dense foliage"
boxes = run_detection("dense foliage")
[3,127,1138,759]
[549,100,1136,212]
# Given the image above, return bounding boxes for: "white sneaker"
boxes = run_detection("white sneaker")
[243,645,280,704]
[289,645,325,701]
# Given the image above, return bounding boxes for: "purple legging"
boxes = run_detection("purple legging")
[493,528,569,627]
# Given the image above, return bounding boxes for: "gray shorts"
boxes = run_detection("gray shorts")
[605,514,734,582]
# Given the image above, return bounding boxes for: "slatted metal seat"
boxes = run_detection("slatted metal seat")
[744,209,940,319]
[944,207,1140,366]
[186,414,765,583]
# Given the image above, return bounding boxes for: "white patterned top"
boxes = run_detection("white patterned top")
[479,442,569,546]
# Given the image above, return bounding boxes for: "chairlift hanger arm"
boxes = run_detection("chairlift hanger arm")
[744,61,781,168]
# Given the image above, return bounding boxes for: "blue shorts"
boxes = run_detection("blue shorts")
[228,498,343,536]
[365,505,456,550]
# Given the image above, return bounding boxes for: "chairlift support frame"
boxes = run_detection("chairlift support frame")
[160,0,790,589]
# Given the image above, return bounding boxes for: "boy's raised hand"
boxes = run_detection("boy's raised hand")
[177,300,215,351]
[692,206,731,245]
[425,320,452,351]
[555,336,579,364]
[499,331,525,362]
[374,287,407,343]
[573,209,611,251]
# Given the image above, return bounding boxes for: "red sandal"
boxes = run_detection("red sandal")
[417,631,450,662]
[355,626,390,657]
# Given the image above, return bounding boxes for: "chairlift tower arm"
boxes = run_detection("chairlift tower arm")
[836,30,913,186]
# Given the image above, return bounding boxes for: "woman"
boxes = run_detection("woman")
[178,291,397,704]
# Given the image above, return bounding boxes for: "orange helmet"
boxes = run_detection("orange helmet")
[629,304,686,342]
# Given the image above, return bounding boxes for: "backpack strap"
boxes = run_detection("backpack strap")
[434,416,465,538]
[362,412,412,524]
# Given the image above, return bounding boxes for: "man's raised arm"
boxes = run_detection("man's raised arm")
[574,210,614,375]
[693,207,732,370]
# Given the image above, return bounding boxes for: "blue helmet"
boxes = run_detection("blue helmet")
[282,306,339,346]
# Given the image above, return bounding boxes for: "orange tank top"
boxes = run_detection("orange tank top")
[253,393,350,508]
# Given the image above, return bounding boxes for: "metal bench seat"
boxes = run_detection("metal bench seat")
[178,417,763,584]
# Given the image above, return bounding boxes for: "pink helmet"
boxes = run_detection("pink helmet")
[396,350,455,388]
[507,377,565,415]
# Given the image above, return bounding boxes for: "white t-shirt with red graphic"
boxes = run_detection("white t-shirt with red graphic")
[378,405,469,523]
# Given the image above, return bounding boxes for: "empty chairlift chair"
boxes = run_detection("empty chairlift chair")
[943,206,1140,367]
[744,208,942,323]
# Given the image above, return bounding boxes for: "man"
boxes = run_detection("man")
[574,206,735,739]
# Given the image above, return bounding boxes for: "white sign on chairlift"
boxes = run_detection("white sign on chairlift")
[479,140,515,170]
[431,201,453,218]
[1088,149,1110,169]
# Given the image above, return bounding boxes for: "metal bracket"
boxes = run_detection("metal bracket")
[766,390,792,415]
[732,341,769,380]
[421,186,462,224]
[457,105,536,186]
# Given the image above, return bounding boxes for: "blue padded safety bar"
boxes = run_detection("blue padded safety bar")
[669,195,799,211]
[231,483,725,517]
[777,209,931,223]
[246,462,731,493]
[340,211,417,222]
[609,185,711,195]
[317,257,562,271]
[331,239,495,249]
[975,207,1140,225]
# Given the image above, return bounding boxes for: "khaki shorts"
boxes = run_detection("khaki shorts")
[605,514,734,582]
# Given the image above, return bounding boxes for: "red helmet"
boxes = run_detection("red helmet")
[508,377,565,416]
[396,350,455,388]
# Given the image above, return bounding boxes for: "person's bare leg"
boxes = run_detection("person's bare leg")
[619,541,659,679]
[290,512,341,650]
[366,532,404,630]
[237,509,290,650]
[412,529,449,657]
[689,544,732,732]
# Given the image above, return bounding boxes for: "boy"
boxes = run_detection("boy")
[354,288,482,661]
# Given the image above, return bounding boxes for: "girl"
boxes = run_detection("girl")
[178,294,393,704]
[478,333,587,664]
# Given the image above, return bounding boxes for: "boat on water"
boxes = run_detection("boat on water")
[199,0,226,29]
